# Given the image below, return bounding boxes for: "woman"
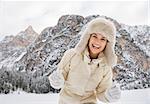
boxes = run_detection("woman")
[49,18,121,104]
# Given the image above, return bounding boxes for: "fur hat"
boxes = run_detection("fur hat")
[74,18,117,67]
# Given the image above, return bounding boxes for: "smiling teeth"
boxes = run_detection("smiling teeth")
[92,44,100,48]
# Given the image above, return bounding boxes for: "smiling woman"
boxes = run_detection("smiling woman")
[49,18,121,104]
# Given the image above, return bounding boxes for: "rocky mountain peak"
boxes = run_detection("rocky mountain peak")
[0,25,39,70]
[24,25,36,34]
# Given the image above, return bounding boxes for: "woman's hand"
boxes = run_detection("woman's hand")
[49,70,65,89]
[105,82,121,102]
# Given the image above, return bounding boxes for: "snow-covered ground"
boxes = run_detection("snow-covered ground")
[0,88,150,104]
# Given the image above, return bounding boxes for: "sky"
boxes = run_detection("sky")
[0,0,149,41]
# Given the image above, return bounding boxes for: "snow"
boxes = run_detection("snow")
[0,88,150,104]
[14,51,27,62]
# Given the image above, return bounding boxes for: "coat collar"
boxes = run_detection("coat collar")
[83,47,105,65]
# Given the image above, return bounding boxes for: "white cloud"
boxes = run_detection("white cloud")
[0,0,149,41]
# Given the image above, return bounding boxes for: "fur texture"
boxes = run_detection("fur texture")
[74,18,117,67]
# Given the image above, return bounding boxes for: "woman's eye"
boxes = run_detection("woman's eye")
[101,38,107,41]
[92,35,97,38]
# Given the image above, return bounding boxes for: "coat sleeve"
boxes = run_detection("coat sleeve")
[57,49,76,80]
[96,65,113,103]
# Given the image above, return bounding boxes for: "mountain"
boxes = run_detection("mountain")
[0,26,38,70]
[0,15,149,94]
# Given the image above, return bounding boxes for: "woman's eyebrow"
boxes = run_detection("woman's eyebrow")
[92,33,97,36]
[101,36,106,39]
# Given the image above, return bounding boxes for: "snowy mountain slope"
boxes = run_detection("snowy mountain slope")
[0,88,150,104]
[121,25,150,57]
[0,26,38,70]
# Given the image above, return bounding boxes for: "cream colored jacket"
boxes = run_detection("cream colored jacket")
[55,17,117,104]
[58,48,112,104]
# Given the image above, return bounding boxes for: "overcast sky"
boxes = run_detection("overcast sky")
[0,0,149,40]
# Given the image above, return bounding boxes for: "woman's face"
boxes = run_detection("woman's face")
[88,33,108,56]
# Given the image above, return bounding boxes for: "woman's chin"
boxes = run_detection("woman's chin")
[90,50,101,55]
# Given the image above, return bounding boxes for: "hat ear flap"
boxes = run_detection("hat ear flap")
[104,42,117,67]
[74,28,91,53]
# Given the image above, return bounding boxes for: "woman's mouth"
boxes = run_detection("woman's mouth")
[92,44,101,49]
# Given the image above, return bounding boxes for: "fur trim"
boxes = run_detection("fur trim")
[74,17,117,67]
